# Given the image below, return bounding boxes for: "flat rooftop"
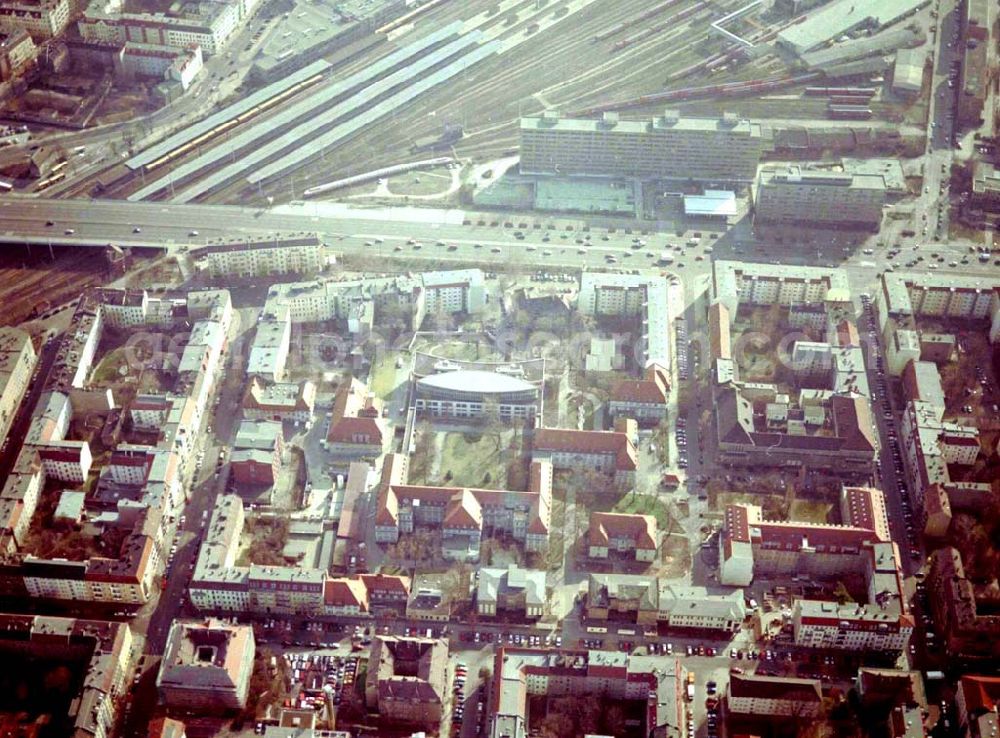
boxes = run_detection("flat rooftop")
[521,113,763,137]
[778,0,929,54]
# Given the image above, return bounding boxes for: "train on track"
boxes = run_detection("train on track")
[141,72,325,172]
[827,104,873,120]
[573,72,822,115]
[804,86,877,98]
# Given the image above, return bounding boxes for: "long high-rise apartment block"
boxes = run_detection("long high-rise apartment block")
[520,110,768,183]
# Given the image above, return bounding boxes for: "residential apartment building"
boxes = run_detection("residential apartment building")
[375,454,551,560]
[0,27,36,80]
[117,41,203,90]
[488,647,685,738]
[728,674,822,717]
[365,637,448,726]
[0,615,133,738]
[242,377,316,422]
[189,494,408,615]
[422,268,486,314]
[956,675,1000,738]
[873,272,1000,347]
[0,0,70,38]
[900,399,982,517]
[721,486,891,585]
[587,512,658,561]
[0,450,43,551]
[15,508,160,604]
[577,272,670,368]
[520,110,768,183]
[190,235,324,278]
[157,619,255,710]
[719,489,912,652]
[927,547,1000,663]
[713,260,850,317]
[532,428,637,488]
[35,439,92,483]
[477,565,546,619]
[792,542,913,653]
[0,327,36,446]
[0,288,229,610]
[608,364,670,426]
[265,268,482,328]
[130,393,173,431]
[247,307,291,382]
[78,2,240,55]
[587,573,746,631]
[753,165,887,230]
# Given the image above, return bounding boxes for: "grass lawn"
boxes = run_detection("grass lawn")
[614,493,673,529]
[90,346,164,393]
[789,499,832,525]
[90,347,132,385]
[369,355,403,399]
[657,533,691,579]
[435,430,511,489]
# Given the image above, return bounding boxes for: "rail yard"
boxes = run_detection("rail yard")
[66,0,932,208]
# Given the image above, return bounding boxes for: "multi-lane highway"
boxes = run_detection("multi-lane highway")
[4,197,998,292]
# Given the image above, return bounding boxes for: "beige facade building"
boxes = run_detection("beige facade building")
[190,235,324,278]
[0,0,70,39]
[0,327,35,446]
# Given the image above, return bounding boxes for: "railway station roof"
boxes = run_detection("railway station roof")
[124,59,331,171]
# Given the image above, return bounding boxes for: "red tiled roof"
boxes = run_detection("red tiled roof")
[359,573,411,597]
[589,512,657,549]
[534,428,637,471]
[324,578,368,610]
[831,395,877,452]
[708,301,732,360]
[327,378,385,445]
[610,365,670,405]
[755,520,879,551]
[841,486,890,542]
[443,490,482,529]
[959,675,1000,714]
[724,505,751,543]
[836,320,860,347]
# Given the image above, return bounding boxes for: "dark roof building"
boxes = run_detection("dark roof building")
[364,636,448,725]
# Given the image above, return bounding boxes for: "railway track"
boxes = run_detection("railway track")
[112,0,829,206]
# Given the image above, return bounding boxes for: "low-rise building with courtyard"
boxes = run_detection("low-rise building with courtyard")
[157,619,255,711]
[476,564,546,619]
[365,636,448,726]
